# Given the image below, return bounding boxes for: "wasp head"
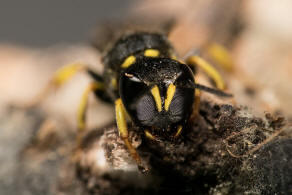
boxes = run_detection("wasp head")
[119,57,195,139]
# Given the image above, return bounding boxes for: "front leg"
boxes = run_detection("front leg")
[115,98,148,173]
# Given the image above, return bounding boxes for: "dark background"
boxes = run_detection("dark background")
[0,0,131,47]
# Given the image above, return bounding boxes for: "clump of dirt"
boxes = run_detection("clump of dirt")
[0,98,290,195]
[75,100,291,194]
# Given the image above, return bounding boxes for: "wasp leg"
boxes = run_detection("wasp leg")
[87,69,112,103]
[115,98,148,173]
[75,82,104,147]
[190,89,201,122]
[174,125,183,138]
[77,82,104,132]
[206,43,234,72]
[186,56,226,90]
[144,130,161,142]
[26,63,88,108]
[51,63,87,87]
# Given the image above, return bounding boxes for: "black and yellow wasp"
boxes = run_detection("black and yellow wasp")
[32,30,232,172]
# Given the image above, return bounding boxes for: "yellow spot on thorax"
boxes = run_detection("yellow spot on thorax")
[144,49,160,57]
[165,83,176,111]
[150,85,162,112]
[121,55,136,68]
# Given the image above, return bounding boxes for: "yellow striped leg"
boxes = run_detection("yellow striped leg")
[187,56,226,90]
[77,82,103,131]
[206,43,234,72]
[75,82,103,147]
[115,98,148,172]
[26,63,87,107]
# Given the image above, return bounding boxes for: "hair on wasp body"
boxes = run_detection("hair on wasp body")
[31,31,233,173]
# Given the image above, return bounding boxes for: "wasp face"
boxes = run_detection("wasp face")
[120,58,195,138]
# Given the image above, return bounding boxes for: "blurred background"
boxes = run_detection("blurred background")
[0,0,131,46]
[1,0,292,118]
[0,0,292,194]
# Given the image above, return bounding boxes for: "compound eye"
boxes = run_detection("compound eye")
[120,73,156,124]
[168,87,194,122]
[136,93,156,125]
[120,73,146,101]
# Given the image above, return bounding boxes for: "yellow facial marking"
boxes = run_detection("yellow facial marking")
[165,83,176,111]
[121,55,136,68]
[144,49,160,57]
[174,125,183,137]
[150,85,162,112]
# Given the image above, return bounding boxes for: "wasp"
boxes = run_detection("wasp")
[31,31,232,172]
